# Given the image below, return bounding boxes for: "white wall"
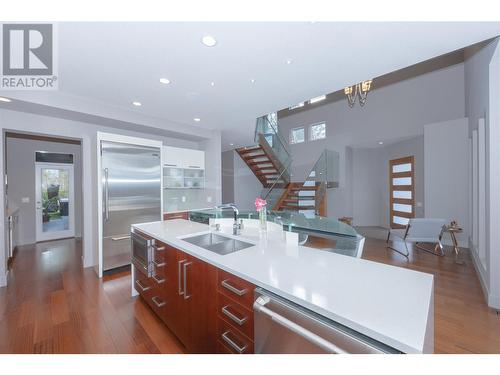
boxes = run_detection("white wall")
[351,136,425,228]
[278,62,466,221]
[0,108,221,286]
[424,118,469,247]
[352,148,384,226]
[5,137,83,245]
[464,37,500,309]
[221,150,235,204]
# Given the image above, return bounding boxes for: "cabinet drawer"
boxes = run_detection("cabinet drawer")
[133,265,154,297]
[218,270,255,310]
[217,317,253,354]
[164,212,189,221]
[217,292,254,340]
[147,288,168,318]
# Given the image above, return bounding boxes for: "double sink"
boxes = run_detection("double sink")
[181,232,254,256]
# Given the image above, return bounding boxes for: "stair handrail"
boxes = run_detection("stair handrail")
[261,157,292,203]
[254,113,291,164]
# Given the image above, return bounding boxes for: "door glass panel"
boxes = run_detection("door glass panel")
[392,177,412,186]
[41,168,70,233]
[393,216,409,226]
[393,190,412,199]
[393,203,412,213]
[392,163,412,173]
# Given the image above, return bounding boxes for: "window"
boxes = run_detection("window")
[389,156,415,229]
[309,95,326,104]
[290,127,305,144]
[310,122,326,141]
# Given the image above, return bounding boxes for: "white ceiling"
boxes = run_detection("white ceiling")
[2,22,500,149]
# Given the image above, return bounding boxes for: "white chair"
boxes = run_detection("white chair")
[386,218,447,258]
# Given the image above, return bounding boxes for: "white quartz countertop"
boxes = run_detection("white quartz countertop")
[132,219,434,353]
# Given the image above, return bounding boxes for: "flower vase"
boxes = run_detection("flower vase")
[259,208,267,232]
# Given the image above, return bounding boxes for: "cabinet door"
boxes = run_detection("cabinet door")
[184,150,205,169]
[163,146,183,167]
[171,249,217,353]
[184,253,217,353]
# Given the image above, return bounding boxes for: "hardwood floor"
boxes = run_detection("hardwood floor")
[0,239,185,354]
[306,235,500,353]
[1,235,499,353]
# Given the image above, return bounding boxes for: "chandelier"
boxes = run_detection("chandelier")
[344,80,373,108]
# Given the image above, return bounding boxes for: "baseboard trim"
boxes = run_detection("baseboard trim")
[469,240,490,305]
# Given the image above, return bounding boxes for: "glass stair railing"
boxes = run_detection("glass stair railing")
[274,149,339,217]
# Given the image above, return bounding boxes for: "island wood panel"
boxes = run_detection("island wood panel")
[163,212,189,221]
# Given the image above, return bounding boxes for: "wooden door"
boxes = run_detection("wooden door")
[389,156,415,229]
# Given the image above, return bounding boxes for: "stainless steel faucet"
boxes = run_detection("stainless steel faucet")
[215,203,241,235]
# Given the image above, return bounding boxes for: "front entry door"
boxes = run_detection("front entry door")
[35,163,75,242]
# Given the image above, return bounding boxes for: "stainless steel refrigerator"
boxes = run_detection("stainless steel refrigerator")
[101,141,161,272]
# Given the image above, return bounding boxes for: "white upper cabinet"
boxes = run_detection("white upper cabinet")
[162,146,205,169]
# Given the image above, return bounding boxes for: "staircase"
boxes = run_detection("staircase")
[237,113,338,217]
[274,182,327,216]
[235,134,289,188]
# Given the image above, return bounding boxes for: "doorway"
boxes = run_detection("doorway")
[35,161,75,241]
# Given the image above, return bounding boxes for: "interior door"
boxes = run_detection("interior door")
[35,163,75,242]
[389,156,415,229]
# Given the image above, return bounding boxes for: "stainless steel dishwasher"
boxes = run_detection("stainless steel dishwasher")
[253,288,399,354]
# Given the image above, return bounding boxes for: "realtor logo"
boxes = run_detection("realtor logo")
[1,23,58,90]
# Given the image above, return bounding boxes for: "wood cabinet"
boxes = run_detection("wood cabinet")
[163,211,189,221]
[133,230,253,354]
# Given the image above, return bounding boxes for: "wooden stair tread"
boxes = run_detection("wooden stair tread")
[282,205,316,210]
[237,147,263,155]
[290,186,318,191]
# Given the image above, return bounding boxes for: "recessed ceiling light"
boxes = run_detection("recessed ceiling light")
[229,143,234,146]
[159,78,171,84]
[250,79,256,84]
[210,82,215,87]
[286,59,293,65]
[194,118,201,122]
[378,141,384,145]
[0,97,12,103]
[132,101,142,107]
[202,35,217,47]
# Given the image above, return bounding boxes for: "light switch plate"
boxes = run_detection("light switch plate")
[207,196,212,203]
[181,196,186,203]
[22,197,30,203]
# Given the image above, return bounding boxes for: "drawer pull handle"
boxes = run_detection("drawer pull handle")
[152,274,165,284]
[153,258,166,268]
[178,260,186,295]
[222,305,248,326]
[152,296,166,308]
[221,279,247,296]
[153,245,165,252]
[135,280,151,292]
[221,331,247,354]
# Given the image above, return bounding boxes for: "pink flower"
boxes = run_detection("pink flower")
[255,197,267,210]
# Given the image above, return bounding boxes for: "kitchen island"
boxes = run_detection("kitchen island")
[131,219,434,354]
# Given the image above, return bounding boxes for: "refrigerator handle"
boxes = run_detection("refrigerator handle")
[103,168,109,222]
